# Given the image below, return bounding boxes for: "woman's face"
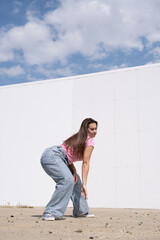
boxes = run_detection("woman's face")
[88,123,97,138]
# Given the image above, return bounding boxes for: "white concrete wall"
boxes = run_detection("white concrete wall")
[0,63,160,209]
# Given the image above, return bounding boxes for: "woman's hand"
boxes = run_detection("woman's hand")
[73,171,78,184]
[69,163,78,184]
[81,184,88,200]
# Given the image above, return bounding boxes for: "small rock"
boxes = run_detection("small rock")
[35,221,39,223]
[138,222,143,225]
[49,231,52,234]
[76,229,83,233]
[10,215,14,218]
[105,223,108,227]
[89,237,94,239]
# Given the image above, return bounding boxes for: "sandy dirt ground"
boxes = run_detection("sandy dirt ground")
[0,207,160,240]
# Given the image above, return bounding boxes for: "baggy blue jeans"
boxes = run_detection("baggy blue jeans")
[40,145,89,218]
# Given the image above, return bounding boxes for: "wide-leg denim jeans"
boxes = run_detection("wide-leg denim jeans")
[40,145,89,218]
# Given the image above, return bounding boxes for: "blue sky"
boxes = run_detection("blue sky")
[0,0,160,86]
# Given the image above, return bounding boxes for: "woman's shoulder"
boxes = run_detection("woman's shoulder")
[86,136,95,147]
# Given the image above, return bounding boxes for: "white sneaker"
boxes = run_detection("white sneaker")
[85,212,95,218]
[74,212,95,218]
[42,213,55,221]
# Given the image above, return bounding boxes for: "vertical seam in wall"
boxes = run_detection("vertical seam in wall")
[136,70,141,206]
[71,79,74,135]
[113,77,117,207]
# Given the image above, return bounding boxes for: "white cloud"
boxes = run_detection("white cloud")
[88,62,129,71]
[12,0,23,15]
[45,1,58,9]
[0,65,25,77]
[150,47,160,56]
[35,65,75,79]
[0,0,160,68]
[107,63,129,71]
[44,0,160,54]
[149,47,160,63]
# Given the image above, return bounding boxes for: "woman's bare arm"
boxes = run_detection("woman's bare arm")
[81,146,94,199]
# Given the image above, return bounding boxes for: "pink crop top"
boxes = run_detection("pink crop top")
[61,136,94,165]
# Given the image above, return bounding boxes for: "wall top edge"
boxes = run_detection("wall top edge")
[1,62,160,90]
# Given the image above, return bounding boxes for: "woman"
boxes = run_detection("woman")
[40,118,98,220]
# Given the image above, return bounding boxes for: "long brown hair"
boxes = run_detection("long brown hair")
[63,118,98,159]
